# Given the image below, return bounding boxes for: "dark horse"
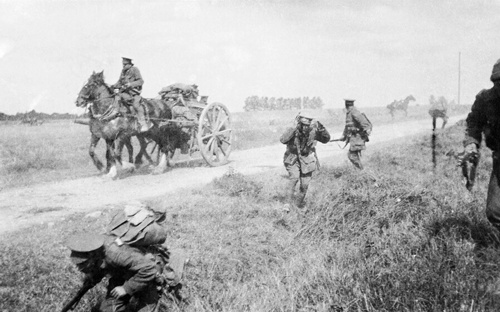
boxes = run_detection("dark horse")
[387,95,416,118]
[76,71,174,178]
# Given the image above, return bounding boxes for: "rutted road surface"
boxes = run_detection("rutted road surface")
[0,115,466,235]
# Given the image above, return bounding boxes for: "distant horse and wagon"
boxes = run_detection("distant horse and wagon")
[75,71,232,179]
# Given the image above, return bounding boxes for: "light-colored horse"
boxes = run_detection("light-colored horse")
[387,95,416,118]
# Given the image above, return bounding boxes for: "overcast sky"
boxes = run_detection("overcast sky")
[0,0,499,115]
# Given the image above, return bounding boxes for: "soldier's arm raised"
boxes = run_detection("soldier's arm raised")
[314,121,330,143]
[280,127,296,144]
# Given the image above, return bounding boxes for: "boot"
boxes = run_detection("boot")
[136,106,151,133]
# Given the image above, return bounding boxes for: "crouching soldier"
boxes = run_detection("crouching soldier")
[461,58,500,232]
[62,214,185,312]
[63,232,159,312]
[280,114,330,210]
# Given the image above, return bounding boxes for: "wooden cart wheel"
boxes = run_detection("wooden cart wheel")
[196,102,232,166]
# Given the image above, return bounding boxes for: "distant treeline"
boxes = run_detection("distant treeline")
[243,96,324,112]
[0,110,78,121]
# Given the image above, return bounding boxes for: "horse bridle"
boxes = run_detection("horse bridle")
[79,80,115,105]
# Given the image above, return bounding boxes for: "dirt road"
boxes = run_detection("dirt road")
[0,115,466,235]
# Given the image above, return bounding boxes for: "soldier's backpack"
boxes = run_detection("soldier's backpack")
[107,201,167,247]
[359,112,372,142]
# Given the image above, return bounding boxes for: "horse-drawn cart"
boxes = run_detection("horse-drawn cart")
[156,83,232,167]
[75,73,233,177]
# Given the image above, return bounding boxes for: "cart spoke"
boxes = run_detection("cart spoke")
[214,108,224,129]
[208,139,216,156]
[215,115,229,131]
[206,109,214,127]
[214,145,220,161]
[205,114,213,129]
[212,108,218,126]
[218,145,227,156]
[207,136,215,148]
[216,128,232,135]
[201,133,213,141]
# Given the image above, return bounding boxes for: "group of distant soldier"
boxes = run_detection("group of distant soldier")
[64,57,500,311]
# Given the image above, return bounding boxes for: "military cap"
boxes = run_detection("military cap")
[66,233,105,264]
[122,57,133,64]
[344,99,355,106]
[296,112,313,125]
[491,58,500,82]
[299,117,312,125]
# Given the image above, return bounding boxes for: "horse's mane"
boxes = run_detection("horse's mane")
[90,71,113,95]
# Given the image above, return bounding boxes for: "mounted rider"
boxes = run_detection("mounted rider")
[107,57,150,132]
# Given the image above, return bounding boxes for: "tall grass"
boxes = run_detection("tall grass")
[3,121,500,311]
[0,121,99,189]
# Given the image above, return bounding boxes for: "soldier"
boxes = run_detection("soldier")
[338,99,372,170]
[109,57,150,132]
[280,114,330,210]
[65,232,181,312]
[462,58,500,232]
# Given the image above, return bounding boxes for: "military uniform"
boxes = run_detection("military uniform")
[341,100,371,170]
[67,233,178,312]
[464,60,500,230]
[110,57,149,132]
[280,116,330,208]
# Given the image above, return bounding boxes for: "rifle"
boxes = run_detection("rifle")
[456,151,479,191]
[330,136,349,149]
[61,281,94,312]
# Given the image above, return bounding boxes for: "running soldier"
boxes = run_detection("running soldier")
[337,99,372,170]
[280,114,330,210]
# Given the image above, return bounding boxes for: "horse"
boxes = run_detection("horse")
[387,95,416,118]
[75,71,174,178]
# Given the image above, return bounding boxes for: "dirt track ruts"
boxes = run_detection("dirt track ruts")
[0,115,466,235]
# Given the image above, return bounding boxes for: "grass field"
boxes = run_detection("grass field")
[3,117,500,311]
[0,104,470,191]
